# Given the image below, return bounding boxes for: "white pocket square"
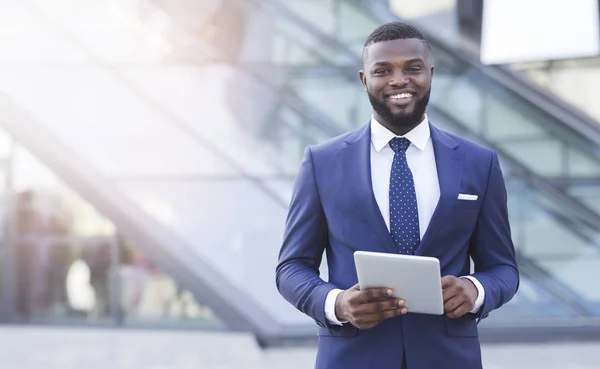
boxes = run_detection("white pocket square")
[458,193,478,201]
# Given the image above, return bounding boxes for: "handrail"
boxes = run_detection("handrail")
[429,105,600,232]
[250,0,600,230]
[256,0,600,149]
[516,254,592,316]
[360,0,600,147]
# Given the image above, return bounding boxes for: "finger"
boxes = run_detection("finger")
[361,298,405,314]
[444,295,465,314]
[445,301,470,319]
[346,283,374,304]
[442,285,460,304]
[443,281,466,303]
[384,306,409,318]
[355,306,407,328]
[441,275,457,289]
[353,311,385,329]
[358,287,394,303]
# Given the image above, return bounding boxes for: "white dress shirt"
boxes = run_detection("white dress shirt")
[324,115,485,325]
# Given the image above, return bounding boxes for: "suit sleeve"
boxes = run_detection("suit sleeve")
[469,151,520,321]
[275,147,337,327]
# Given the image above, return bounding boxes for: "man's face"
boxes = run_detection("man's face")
[360,38,433,129]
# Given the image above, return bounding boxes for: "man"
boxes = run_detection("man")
[275,22,519,369]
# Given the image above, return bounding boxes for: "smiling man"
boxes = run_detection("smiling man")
[276,22,519,369]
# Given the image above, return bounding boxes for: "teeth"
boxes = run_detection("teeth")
[390,93,413,99]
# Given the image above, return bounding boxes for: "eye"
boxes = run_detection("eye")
[373,69,389,75]
[407,67,422,72]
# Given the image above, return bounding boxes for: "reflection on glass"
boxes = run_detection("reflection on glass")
[118,179,313,325]
[12,189,114,321]
[481,274,576,326]
[119,240,222,328]
[12,185,111,320]
[8,139,223,328]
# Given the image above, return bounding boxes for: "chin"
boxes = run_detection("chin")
[391,109,414,118]
[389,105,415,115]
[390,113,415,122]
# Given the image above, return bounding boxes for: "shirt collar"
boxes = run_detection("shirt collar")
[370,114,430,152]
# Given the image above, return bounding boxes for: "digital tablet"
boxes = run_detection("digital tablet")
[354,251,444,315]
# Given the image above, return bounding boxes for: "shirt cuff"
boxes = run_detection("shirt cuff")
[324,288,347,325]
[460,276,485,314]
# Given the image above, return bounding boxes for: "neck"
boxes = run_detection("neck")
[374,113,424,136]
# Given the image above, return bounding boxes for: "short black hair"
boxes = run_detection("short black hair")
[362,22,431,64]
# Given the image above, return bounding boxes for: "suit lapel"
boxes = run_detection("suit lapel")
[342,124,397,254]
[415,124,463,256]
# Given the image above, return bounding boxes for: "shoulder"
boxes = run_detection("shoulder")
[432,125,495,160]
[453,134,494,159]
[307,125,369,158]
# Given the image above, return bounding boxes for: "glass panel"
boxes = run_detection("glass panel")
[568,184,600,214]
[12,193,115,322]
[9,141,224,328]
[267,0,600,188]
[286,0,337,36]
[4,0,599,331]
[481,275,577,324]
[0,66,244,177]
[119,239,225,329]
[432,73,484,132]
[288,75,365,127]
[483,86,551,139]
[28,0,172,63]
[505,177,600,259]
[118,179,312,325]
[568,150,600,177]
[272,17,350,65]
[262,179,295,206]
[498,139,564,177]
[0,129,13,158]
[0,1,88,63]
[537,258,600,313]
[338,1,381,48]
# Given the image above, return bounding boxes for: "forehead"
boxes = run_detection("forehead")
[364,38,428,67]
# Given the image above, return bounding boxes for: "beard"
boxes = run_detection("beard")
[367,88,431,129]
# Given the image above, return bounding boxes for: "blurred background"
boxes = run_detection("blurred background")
[0,0,599,368]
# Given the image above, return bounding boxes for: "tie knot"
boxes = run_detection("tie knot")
[389,137,411,154]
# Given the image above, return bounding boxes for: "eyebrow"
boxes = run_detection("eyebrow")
[404,58,425,64]
[371,58,425,68]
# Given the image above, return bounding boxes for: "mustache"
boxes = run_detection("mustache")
[367,88,431,127]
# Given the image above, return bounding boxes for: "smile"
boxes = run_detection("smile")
[388,93,414,100]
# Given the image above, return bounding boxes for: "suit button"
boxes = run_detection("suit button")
[483,313,489,319]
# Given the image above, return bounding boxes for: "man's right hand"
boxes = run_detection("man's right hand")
[334,283,408,330]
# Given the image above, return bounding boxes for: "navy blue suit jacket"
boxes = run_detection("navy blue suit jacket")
[276,123,519,369]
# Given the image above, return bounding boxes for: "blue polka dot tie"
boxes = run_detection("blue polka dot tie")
[388,137,420,254]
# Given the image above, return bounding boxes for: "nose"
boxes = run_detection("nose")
[389,70,409,86]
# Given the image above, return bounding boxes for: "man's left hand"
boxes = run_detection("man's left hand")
[441,276,478,319]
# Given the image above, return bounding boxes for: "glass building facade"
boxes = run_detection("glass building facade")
[0,0,599,345]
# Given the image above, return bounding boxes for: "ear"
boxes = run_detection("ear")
[359,70,367,91]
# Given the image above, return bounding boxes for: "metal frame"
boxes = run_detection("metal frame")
[0,136,16,320]
[1,0,598,347]
[241,0,600,234]
[358,0,600,146]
